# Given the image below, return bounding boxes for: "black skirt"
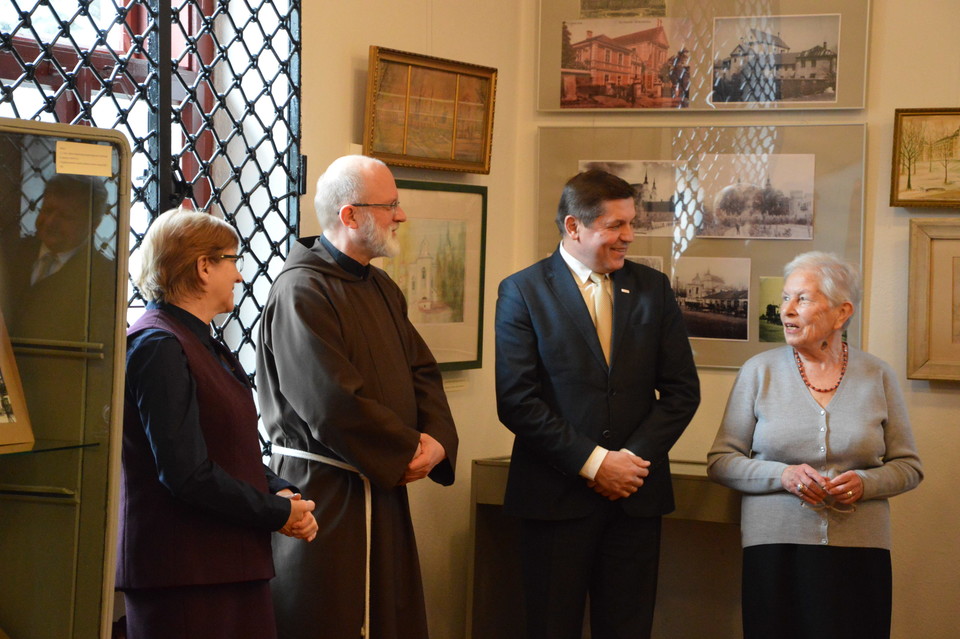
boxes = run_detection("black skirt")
[742,544,891,639]
[123,579,277,639]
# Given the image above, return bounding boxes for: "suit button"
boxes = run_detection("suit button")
[602,430,612,439]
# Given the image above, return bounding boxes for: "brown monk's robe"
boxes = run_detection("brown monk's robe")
[257,235,458,639]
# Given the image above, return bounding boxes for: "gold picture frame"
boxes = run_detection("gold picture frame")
[891,108,960,208]
[907,218,960,380]
[363,46,497,174]
[0,307,33,448]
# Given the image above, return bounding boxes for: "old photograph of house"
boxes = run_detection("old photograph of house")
[579,0,665,19]
[696,153,814,239]
[579,159,682,235]
[712,14,840,104]
[673,256,750,341]
[561,18,693,108]
[892,110,960,205]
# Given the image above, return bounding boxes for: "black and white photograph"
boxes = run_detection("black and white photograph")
[0,307,32,445]
[758,275,786,343]
[0,367,16,423]
[673,256,750,341]
[712,14,840,104]
[580,0,665,19]
[627,254,663,273]
[696,152,815,239]
[580,159,684,235]
[561,18,694,108]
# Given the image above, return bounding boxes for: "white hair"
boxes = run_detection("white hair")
[313,155,388,231]
[784,251,861,329]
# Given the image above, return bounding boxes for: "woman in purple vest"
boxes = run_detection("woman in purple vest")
[117,208,318,639]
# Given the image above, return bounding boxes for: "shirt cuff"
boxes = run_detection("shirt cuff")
[579,446,609,480]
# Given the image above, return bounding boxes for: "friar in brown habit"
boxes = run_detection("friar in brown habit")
[257,154,458,639]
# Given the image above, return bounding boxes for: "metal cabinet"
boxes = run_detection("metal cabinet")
[0,118,130,639]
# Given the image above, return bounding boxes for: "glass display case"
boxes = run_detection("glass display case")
[0,117,130,639]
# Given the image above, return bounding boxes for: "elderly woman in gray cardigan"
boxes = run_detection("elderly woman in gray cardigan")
[708,251,922,639]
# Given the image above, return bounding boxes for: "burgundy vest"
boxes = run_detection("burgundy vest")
[116,309,274,589]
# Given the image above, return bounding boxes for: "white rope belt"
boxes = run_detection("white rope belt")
[272,445,371,639]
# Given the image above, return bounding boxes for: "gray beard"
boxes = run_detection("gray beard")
[358,212,400,258]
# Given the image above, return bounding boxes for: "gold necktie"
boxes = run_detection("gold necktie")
[32,252,59,284]
[588,272,612,364]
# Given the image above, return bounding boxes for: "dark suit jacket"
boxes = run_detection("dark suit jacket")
[3,235,115,343]
[1,235,117,440]
[495,250,700,520]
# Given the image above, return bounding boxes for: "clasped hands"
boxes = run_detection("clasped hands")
[399,432,446,486]
[277,489,318,542]
[587,450,651,500]
[781,463,863,507]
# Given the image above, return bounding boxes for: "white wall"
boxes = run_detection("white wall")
[300,1,960,637]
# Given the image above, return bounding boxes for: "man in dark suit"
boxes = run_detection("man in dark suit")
[495,169,700,639]
[1,174,114,435]
[2,173,111,342]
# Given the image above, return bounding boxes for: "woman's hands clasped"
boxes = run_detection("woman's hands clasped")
[277,489,318,542]
[781,464,863,508]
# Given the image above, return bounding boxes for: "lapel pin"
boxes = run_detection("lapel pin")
[621,288,630,293]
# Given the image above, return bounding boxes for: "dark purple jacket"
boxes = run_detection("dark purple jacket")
[116,309,278,589]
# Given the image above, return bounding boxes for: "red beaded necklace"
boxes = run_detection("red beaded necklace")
[794,342,848,393]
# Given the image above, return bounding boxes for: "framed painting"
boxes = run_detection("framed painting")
[0,308,33,448]
[539,0,870,111]
[907,218,960,380]
[539,124,865,368]
[891,108,960,208]
[375,180,487,370]
[363,46,497,174]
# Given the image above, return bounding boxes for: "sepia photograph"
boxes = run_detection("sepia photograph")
[890,108,960,207]
[580,0,665,19]
[673,256,750,341]
[561,18,694,108]
[627,254,663,273]
[697,153,815,239]
[757,275,786,343]
[580,159,683,235]
[712,14,840,104]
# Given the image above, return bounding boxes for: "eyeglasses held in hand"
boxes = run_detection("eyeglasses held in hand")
[802,484,856,513]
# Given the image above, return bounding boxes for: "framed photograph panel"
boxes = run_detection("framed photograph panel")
[538,124,865,368]
[0,308,33,448]
[363,46,497,174]
[907,218,960,380]
[539,0,869,111]
[375,180,487,370]
[890,108,960,208]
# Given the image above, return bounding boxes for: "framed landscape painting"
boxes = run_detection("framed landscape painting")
[363,46,497,174]
[891,108,960,208]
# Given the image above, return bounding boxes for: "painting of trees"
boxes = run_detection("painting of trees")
[899,120,926,191]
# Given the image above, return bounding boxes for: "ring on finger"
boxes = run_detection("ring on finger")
[796,482,804,494]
